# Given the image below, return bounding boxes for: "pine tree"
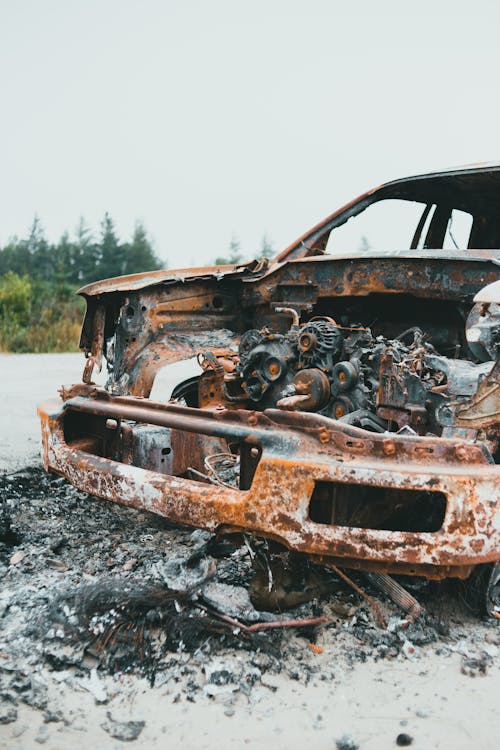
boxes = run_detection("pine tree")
[55,231,73,290]
[228,235,243,263]
[26,215,45,254]
[27,216,52,281]
[123,221,162,274]
[99,213,122,279]
[215,234,244,265]
[74,217,99,284]
[0,237,30,278]
[260,233,275,259]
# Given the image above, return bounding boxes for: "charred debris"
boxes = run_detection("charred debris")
[1,466,498,699]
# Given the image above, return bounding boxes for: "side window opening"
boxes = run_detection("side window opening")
[326,199,429,254]
[325,198,474,253]
[443,209,473,250]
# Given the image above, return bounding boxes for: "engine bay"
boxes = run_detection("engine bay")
[186,298,500,462]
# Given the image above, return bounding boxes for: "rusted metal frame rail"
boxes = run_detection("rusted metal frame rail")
[63,395,299,452]
[63,389,491,465]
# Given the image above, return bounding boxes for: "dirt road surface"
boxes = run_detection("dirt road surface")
[1,353,499,750]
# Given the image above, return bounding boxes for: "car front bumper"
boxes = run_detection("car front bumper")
[38,389,500,580]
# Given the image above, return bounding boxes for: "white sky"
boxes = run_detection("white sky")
[1,0,500,267]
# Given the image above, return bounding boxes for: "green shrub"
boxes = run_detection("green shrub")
[0,272,84,352]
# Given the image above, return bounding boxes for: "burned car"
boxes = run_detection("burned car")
[38,164,500,609]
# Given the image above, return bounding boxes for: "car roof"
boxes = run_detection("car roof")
[275,163,500,262]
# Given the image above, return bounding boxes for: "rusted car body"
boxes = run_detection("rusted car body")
[38,164,500,583]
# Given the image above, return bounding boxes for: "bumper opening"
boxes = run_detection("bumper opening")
[63,408,262,491]
[309,480,447,533]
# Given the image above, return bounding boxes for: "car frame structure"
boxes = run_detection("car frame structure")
[38,163,500,608]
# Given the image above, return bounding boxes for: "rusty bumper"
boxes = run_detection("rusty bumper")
[38,393,500,580]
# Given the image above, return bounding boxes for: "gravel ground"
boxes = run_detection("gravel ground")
[1,353,499,750]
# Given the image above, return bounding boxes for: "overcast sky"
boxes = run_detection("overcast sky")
[1,0,500,267]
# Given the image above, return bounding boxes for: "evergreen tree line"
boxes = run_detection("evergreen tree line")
[0,214,162,287]
[0,214,162,352]
[214,233,275,265]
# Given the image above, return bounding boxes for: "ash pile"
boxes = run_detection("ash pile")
[1,468,499,725]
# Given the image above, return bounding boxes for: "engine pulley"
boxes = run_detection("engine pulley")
[331,360,359,393]
[277,368,331,412]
